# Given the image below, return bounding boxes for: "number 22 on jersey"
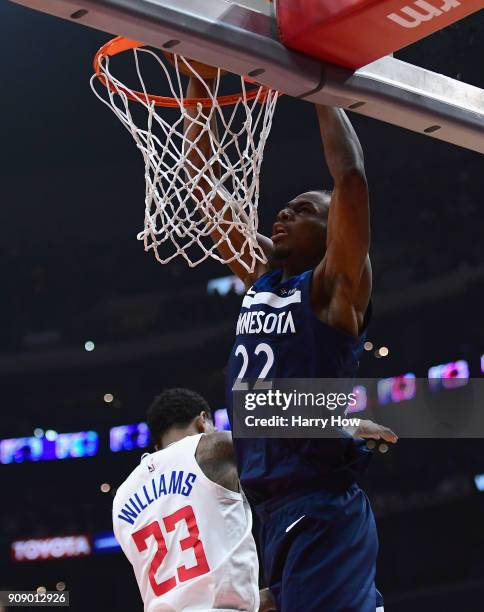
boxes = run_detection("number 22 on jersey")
[232,342,274,390]
[132,505,210,596]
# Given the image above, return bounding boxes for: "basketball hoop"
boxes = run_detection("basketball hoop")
[90,37,279,271]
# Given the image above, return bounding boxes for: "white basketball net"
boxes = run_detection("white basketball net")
[90,46,279,271]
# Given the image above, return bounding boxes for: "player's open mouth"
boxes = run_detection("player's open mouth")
[271,223,288,241]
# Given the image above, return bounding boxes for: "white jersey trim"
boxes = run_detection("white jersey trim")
[242,290,301,310]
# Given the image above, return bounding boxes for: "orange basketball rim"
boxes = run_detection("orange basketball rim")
[93,36,276,108]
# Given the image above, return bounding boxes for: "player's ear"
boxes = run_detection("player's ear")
[194,413,206,433]
[153,437,161,451]
[201,411,216,433]
[196,411,214,433]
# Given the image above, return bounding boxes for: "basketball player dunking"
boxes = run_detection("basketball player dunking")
[113,388,275,612]
[185,74,397,612]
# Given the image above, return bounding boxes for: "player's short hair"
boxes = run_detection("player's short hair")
[316,189,332,205]
[146,388,212,445]
[319,188,333,199]
[316,189,332,219]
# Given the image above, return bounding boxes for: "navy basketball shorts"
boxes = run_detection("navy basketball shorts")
[256,484,383,612]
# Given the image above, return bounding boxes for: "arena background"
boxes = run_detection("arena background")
[1,3,483,611]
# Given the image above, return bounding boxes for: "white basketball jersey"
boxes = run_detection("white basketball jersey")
[113,433,259,612]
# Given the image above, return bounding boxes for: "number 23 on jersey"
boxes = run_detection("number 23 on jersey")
[132,505,210,596]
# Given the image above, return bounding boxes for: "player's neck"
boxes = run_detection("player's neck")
[160,427,197,449]
[281,255,320,281]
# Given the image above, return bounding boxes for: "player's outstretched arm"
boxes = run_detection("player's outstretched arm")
[183,75,274,286]
[312,106,371,335]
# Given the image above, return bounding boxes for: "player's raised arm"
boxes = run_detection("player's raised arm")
[183,75,274,286]
[312,106,371,335]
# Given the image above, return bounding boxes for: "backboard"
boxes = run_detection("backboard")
[9,0,484,153]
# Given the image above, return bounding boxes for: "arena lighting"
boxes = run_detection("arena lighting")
[84,340,95,352]
[474,474,484,492]
[93,532,121,554]
[11,535,92,562]
[36,587,46,594]
[55,431,98,459]
[347,385,367,414]
[214,408,231,431]
[378,374,416,405]
[363,341,373,351]
[109,423,149,452]
[56,582,66,592]
[0,431,99,464]
[207,274,245,296]
[428,359,469,390]
[0,436,43,463]
[100,483,111,493]
[104,393,114,403]
[378,346,389,357]
[33,428,44,438]
[45,429,58,441]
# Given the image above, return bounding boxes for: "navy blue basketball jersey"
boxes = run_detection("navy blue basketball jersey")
[226,268,372,503]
